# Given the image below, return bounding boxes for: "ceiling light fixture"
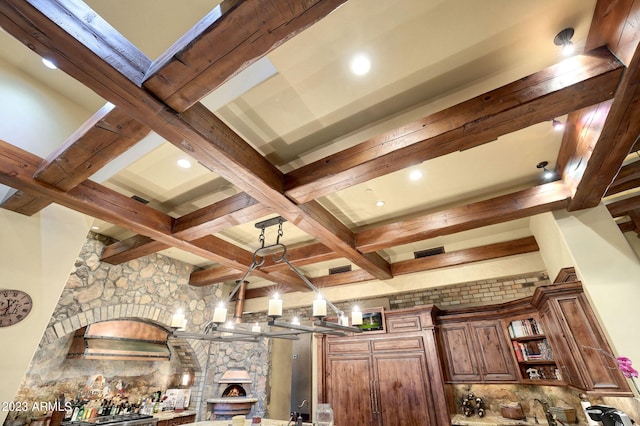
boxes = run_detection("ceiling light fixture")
[554,27,575,56]
[350,54,371,76]
[376,200,385,207]
[537,161,555,181]
[177,158,192,169]
[409,169,423,181]
[173,217,363,342]
[552,119,565,131]
[42,58,57,69]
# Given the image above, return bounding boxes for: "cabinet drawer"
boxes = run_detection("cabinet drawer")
[386,315,421,333]
[372,336,423,352]
[327,339,371,354]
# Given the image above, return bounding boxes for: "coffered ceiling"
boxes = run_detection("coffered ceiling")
[0,0,639,302]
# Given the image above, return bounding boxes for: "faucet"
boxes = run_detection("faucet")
[287,401,307,426]
[534,399,557,426]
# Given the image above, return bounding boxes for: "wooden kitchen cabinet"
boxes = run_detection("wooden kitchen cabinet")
[535,283,631,395]
[439,323,480,382]
[321,328,448,426]
[439,320,518,383]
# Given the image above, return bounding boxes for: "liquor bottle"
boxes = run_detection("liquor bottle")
[76,404,85,421]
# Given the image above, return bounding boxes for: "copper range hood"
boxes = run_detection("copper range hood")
[68,319,170,361]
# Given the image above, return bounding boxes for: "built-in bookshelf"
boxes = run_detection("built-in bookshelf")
[506,316,562,384]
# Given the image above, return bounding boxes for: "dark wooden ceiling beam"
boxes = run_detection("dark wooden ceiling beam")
[585,0,639,67]
[556,100,612,196]
[564,0,640,210]
[101,192,272,265]
[284,48,624,204]
[0,0,392,281]
[172,192,272,241]
[144,0,349,112]
[242,236,538,300]
[391,236,538,276]
[190,265,242,287]
[1,104,150,214]
[101,235,169,265]
[0,189,51,216]
[606,159,640,196]
[607,194,640,218]
[629,210,640,237]
[356,181,570,253]
[188,241,338,286]
[618,220,636,234]
[259,242,339,272]
[34,103,150,191]
[242,269,375,300]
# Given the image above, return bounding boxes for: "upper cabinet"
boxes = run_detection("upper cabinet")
[534,282,631,395]
[471,320,519,382]
[436,275,632,396]
[440,320,517,383]
[439,320,518,383]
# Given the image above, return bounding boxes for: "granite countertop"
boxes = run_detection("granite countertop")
[451,414,548,425]
[153,411,198,421]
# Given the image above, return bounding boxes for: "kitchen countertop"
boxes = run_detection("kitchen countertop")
[451,414,548,425]
[154,411,198,421]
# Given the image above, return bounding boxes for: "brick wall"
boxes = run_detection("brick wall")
[388,271,550,310]
[243,271,550,323]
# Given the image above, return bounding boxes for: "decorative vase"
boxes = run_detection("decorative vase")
[316,403,334,426]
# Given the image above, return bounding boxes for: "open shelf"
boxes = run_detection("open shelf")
[506,316,563,383]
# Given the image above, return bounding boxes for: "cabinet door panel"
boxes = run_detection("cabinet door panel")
[374,353,433,426]
[439,324,480,382]
[539,302,585,388]
[555,295,629,392]
[471,321,518,382]
[326,356,376,426]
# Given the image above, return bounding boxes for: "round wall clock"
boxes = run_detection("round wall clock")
[0,289,33,327]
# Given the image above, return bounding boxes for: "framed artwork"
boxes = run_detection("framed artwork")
[357,307,385,333]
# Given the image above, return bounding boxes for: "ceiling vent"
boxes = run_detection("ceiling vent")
[414,246,445,259]
[131,195,150,204]
[67,319,170,361]
[329,265,352,275]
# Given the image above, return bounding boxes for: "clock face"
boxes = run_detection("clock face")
[0,289,33,327]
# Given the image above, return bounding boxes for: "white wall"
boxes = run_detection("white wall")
[0,58,94,421]
[0,207,92,422]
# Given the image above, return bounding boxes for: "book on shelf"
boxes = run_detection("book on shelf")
[512,340,525,362]
[508,318,544,338]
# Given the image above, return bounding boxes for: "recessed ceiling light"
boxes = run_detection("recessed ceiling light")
[376,200,385,207]
[177,158,192,169]
[409,170,423,181]
[91,226,100,230]
[42,58,57,69]
[350,54,371,76]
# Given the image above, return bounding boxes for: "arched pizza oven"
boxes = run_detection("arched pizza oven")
[222,384,246,397]
[207,369,257,419]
